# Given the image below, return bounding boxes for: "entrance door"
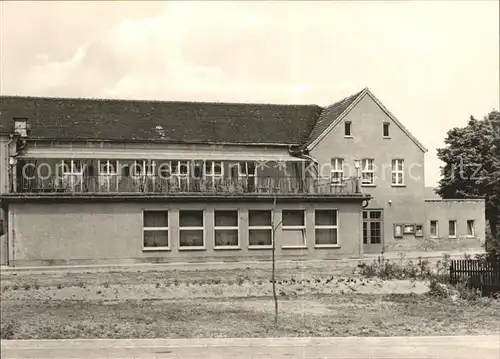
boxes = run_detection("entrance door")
[363,210,383,253]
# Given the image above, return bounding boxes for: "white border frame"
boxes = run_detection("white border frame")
[314,209,340,248]
[281,209,307,249]
[361,158,375,186]
[391,159,405,186]
[430,220,439,238]
[214,209,240,250]
[330,158,344,185]
[179,209,206,250]
[466,220,475,237]
[142,209,170,251]
[383,122,391,138]
[248,209,273,249]
[448,220,457,238]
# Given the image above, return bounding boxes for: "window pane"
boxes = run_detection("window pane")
[315,210,337,226]
[383,123,390,137]
[179,210,203,227]
[215,210,238,227]
[369,211,382,219]
[214,162,223,175]
[430,221,437,236]
[363,222,368,244]
[370,222,381,243]
[449,221,456,236]
[249,210,272,226]
[144,211,168,228]
[363,211,368,219]
[467,220,474,236]
[283,229,305,246]
[282,210,304,226]
[315,228,338,245]
[180,230,204,247]
[144,230,168,248]
[344,122,351,136]
[215,229,239,247]
[249,229,272,246]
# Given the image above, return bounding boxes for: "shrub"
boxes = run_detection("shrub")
[0,321,15,339]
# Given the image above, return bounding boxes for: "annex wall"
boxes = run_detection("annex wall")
[8,200,363,266]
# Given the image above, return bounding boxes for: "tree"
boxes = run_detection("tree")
[436,111,500,250]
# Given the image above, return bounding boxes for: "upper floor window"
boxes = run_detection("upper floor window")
[330,158,344,185]
[391,159,404,185]
[344,121,352,137]
[383,122,390,137]
[361,159,375,185]
[467,220,475,237]
[448,220,457,238]
[133,160,155,177]
[99,160,118,176]
[205,161,223,178]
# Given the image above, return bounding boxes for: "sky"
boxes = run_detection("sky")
[0,1,498,186]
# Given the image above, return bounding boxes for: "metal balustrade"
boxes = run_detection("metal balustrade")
[16,175,361,195]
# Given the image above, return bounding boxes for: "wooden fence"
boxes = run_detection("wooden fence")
[450,259,500,295]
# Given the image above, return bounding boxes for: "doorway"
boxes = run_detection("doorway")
[363,209,383,253]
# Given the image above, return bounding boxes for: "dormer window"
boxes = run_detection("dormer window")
[344,121,352,137]
[14,117,28,137]
[383,122,390,138]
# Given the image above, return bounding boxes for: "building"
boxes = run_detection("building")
[0,88,485,266]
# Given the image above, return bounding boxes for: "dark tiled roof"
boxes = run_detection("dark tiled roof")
[0,96,322,145]
[0,90,365,146]
[305,89,365,146]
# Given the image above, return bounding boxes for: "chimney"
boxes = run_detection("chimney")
[13,117,28,137]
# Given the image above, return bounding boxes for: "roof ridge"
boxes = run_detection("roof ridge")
[0,94,321,109]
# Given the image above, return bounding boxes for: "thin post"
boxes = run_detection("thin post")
[271,195,283,326]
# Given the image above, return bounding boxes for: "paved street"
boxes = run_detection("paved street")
[2,335,499,359]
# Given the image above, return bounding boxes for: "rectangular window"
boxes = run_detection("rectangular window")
[171,161,190,188]
[383,122,390,137]
[214,210,239,248]
[315,209,338,247]
[133,160,155,176]
[248,210,272,247]
[330,158,344,185]
[467,220,475,237]
[448,220,457,238]
[430,220,439,237]
[415,224,423,237]
[344,121,352,137]
[282,209,306,247]
[98,160,119,191]
[60,160,84,191]
[143,211,169,250]
[361,159,375,185]
[179,210,205,248]
[363,210,384,244]
[392,159,404,185]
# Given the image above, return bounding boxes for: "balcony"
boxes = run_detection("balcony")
[15,175,361,196]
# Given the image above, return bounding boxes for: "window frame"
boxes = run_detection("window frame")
[363,210,384,244]
[248,209,273,249]
[344,121,352,137]
[60,160,84,191]
[391,159,405,186]
[178,209,206,250]
[330,158,344,185]
[281,209,307,249]
[383,122,391,138]
[213,209,240,250]
[430,220,439,238]
[98,160,119,191]
[361,158,375,186]
[466,220,475,237]
[142,210,170,251]
[393,223,403,238]
[448,220,457,238]
[314,209,340,248]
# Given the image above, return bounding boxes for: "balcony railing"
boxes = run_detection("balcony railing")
[15,175,361,195]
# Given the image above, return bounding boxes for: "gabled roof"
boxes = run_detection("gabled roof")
[306,88,428,152]
[0,96,321,146]
[0,89,427,152]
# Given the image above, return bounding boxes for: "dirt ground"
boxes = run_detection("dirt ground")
[2,262,499,340]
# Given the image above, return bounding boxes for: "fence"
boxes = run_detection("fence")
[449,259,500,295]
